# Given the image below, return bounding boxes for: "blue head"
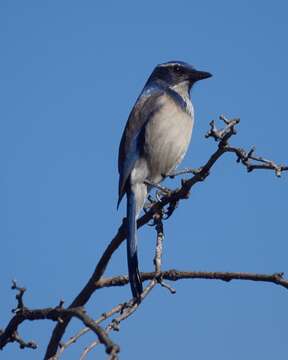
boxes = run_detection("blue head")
[147,60,212,90]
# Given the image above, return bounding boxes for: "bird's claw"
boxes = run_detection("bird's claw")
[163,200,179,219]
[143,195,157,213]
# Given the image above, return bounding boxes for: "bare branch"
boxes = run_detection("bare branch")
[0,329,37,350]
[0,283,119,358]
[95,270,288,291]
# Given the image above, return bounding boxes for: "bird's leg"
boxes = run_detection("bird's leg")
[144,180,172,196]
[144,195,165,227]
[164,167,202,179]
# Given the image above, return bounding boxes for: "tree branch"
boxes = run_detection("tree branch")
[0,283,119,358]
[95,270,288,291]
[43,115,287,359]
[1,115,285,359]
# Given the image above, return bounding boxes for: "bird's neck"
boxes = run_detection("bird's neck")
[146,78,193,116]
[170,81,193,116]
[170,81,190,99]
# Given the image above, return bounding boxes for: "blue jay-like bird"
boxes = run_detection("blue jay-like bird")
[118,61,212,299]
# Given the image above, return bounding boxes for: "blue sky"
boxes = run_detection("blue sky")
[1,1,288,359]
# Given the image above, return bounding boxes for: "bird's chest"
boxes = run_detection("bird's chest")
[144,98,194,179]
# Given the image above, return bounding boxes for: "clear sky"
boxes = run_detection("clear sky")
[1,1,288,359]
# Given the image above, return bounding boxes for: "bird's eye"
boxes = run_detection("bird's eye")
[174,65,181,72]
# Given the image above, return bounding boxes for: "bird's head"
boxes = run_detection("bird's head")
[148,61,212,91]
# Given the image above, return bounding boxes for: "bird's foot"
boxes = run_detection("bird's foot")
[143,195,157,213]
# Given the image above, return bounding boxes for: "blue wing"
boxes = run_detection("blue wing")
[117,84,164,207]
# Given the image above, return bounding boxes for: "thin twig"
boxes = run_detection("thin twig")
[58,303,125,357]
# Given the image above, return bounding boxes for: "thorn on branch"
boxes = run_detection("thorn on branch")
[54,300,66,324]
[159,280,176,294]
[55,299,65,309]
[11,280,26,313]
[247,146,256,159]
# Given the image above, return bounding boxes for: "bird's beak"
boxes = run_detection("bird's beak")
[190,69,212,81]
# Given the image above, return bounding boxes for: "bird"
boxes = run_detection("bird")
[118,61,212,300]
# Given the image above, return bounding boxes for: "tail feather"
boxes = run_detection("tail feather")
[126,188,143,299]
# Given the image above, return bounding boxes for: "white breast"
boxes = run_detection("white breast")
[144,94,194,183]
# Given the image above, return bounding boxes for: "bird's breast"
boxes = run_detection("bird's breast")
[143,95,194,182]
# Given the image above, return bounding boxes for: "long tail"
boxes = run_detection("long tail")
[126,186,143,300]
